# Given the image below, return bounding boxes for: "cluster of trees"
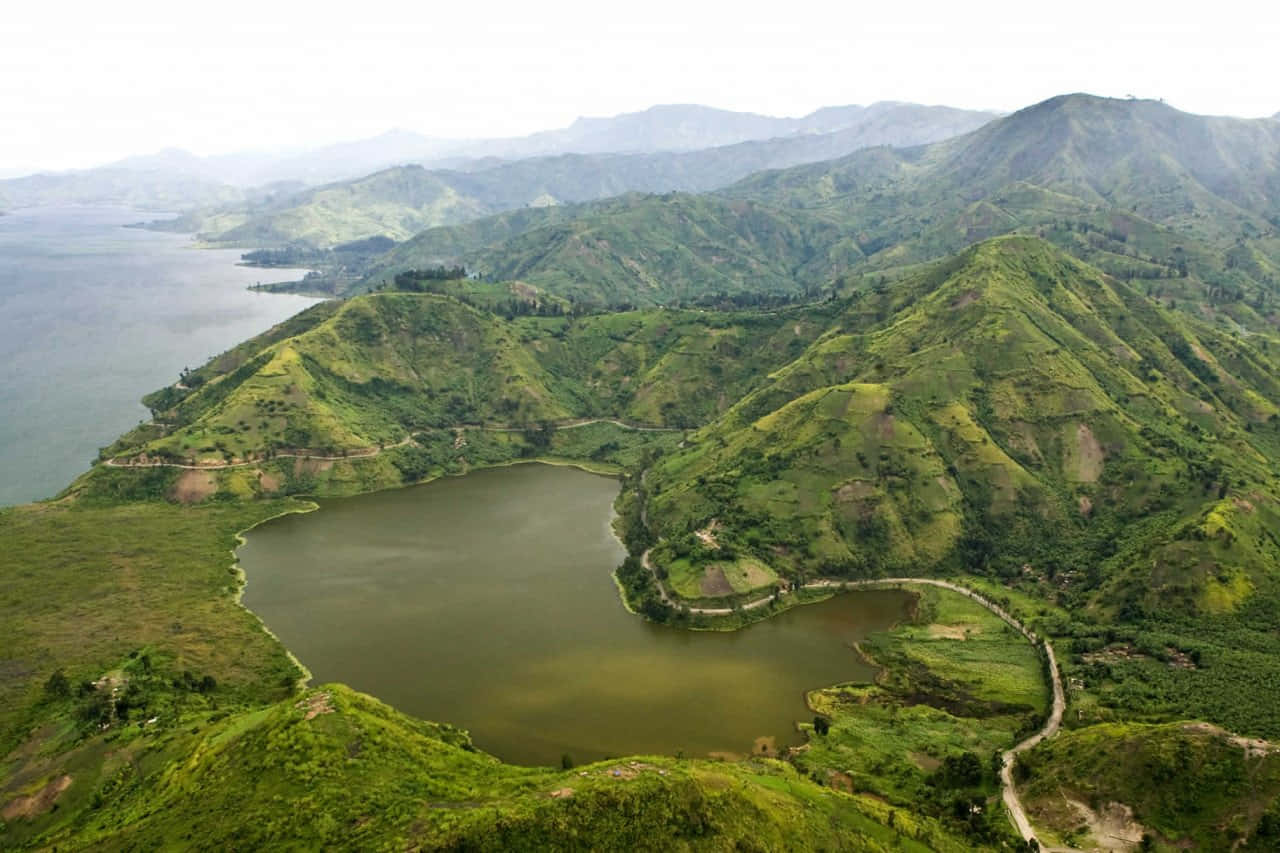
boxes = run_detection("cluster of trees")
[392,266,468,289]
[43,653,220,732]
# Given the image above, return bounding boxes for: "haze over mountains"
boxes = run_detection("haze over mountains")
[0,101,995,215]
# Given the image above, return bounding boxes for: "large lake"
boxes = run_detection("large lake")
[0,206,317,506]
[239,463,912,766]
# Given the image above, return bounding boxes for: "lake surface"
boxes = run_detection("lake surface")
[0,206,317,506]
[239,463,912,766]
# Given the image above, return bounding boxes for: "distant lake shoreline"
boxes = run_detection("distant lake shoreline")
[0,206,319,506]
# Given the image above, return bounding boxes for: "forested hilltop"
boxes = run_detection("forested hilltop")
[5,93,1280,850]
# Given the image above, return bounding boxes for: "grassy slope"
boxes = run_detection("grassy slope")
[0,498,978,850]
[1017,722,1280,850]
[0,500,304,757]
[645,236,1280,614]
[796,586,1047,846]
[102,293,829,466]
[32,683,972,852]
[364,193,855,307]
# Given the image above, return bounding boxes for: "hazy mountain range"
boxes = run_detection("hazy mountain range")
[157,103,997,247]
[0,102,996,212]
[369,94,1280,315]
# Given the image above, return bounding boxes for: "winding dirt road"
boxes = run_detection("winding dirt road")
[104,436,418,470]
[640,549,1066,847]
[103,418,678,471]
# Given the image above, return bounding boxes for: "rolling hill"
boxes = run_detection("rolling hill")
[106,236,1280,633]
[80,234,1280,744]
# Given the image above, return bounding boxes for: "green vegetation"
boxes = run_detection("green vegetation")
[1017,722,1280,850]
[10,92,1280,848]
[101,293,828,467]
[796,587,1047,846]
[7,682,979,851]
[365,95,1280,322]
[0,500,304,758]
[0,496,981,850]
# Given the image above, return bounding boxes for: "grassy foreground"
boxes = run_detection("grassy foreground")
[0,494,996,850]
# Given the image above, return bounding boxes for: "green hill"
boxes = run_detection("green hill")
[723,94,1280,325]
[96,292,831,475]
[362,95,1280,318]
[102,236,1280,634]
[645,236,1280,619]
[1016,722,1280,850]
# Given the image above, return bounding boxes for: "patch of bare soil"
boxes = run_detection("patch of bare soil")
[296,691,334,721]
[827,770,855,793]
[1064,799,1145,850]
[293,457,333,476]
[1182,722,1277,758]
[700,566,734,597]
[1074,423,1104,482]
[257,470,281,493]
[835,480,875,502]
[950,290,980,310]
[753,736,778,757]
[875,412,896,439]
[1078,495,1094,516]
[1081,645,1148,665]
[600,761,656,780]
[2,774,71,820]
[927,624,973,640]
[694,521,721,550]
[548,787,574,799]
[169,469,217,504]
[1111,344,1138,361]
[910,751,942,772]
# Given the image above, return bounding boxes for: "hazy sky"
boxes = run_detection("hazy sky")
[4,0,1278,171]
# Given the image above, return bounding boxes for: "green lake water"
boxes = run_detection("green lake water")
[238,463,912,766]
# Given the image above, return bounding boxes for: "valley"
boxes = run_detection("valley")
[5,92,1280,851]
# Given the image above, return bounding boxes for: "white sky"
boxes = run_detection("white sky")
[4,0,1279,171]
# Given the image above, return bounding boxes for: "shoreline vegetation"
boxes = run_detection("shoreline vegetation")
[226,452,1062,847]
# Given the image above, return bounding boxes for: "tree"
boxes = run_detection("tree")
[44,669,71,699]
[812,716,830,736]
